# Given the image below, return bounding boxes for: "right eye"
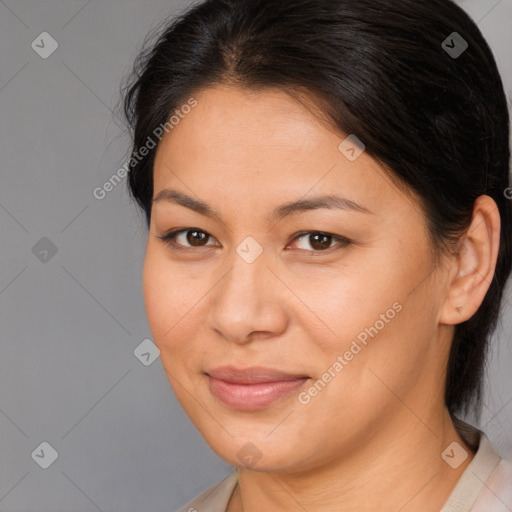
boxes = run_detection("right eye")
[157,228,219,250]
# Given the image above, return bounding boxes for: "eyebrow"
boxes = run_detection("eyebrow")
[152,188,374,222]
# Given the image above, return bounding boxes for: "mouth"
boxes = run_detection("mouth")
[205,366,311,410]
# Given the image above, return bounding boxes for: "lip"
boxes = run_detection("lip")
[205,366,310,410]
[206,365,309,384]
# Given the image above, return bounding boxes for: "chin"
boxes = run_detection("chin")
[200,427,311,472]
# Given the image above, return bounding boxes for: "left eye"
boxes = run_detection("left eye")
[157,229,351,253]
[291,231,351,252]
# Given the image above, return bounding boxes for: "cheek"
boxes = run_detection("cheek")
[142,252,207,398]
[299,247,432,376]
[296,260,401,345]
[142,247,199,347]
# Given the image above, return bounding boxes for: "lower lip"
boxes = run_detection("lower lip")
[207,376,309,410]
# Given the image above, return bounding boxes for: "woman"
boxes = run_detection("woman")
[120,0,512,510]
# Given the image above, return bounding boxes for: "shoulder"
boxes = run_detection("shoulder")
[471,455,512,512]
[442,421,512,512]
[174,470,238,512]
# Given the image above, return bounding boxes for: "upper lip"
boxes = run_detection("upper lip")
[206,366,310,384]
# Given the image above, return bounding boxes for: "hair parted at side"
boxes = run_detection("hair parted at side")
[119,0,512,421]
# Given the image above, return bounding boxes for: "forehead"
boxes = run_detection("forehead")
[152,85,414,221]
[155,85,335,167]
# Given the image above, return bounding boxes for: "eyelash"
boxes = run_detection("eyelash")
[156,229,351,254]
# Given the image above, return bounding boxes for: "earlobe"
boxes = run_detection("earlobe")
[440,195,501,326]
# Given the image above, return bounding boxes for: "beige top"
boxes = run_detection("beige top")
[176,420,512,512]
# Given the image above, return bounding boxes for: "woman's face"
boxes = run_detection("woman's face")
[144,85,454,472]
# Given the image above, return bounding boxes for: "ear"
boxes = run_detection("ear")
[440,195,501,325]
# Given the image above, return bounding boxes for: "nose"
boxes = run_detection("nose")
[208,246,289,344]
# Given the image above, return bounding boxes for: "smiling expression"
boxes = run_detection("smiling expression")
[142,84,454,472]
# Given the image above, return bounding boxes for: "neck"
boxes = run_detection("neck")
[228,408,476,512]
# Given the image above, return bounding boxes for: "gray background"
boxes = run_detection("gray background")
[0,0,511,510]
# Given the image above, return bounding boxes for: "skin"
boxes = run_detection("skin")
[143,85,501,512]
